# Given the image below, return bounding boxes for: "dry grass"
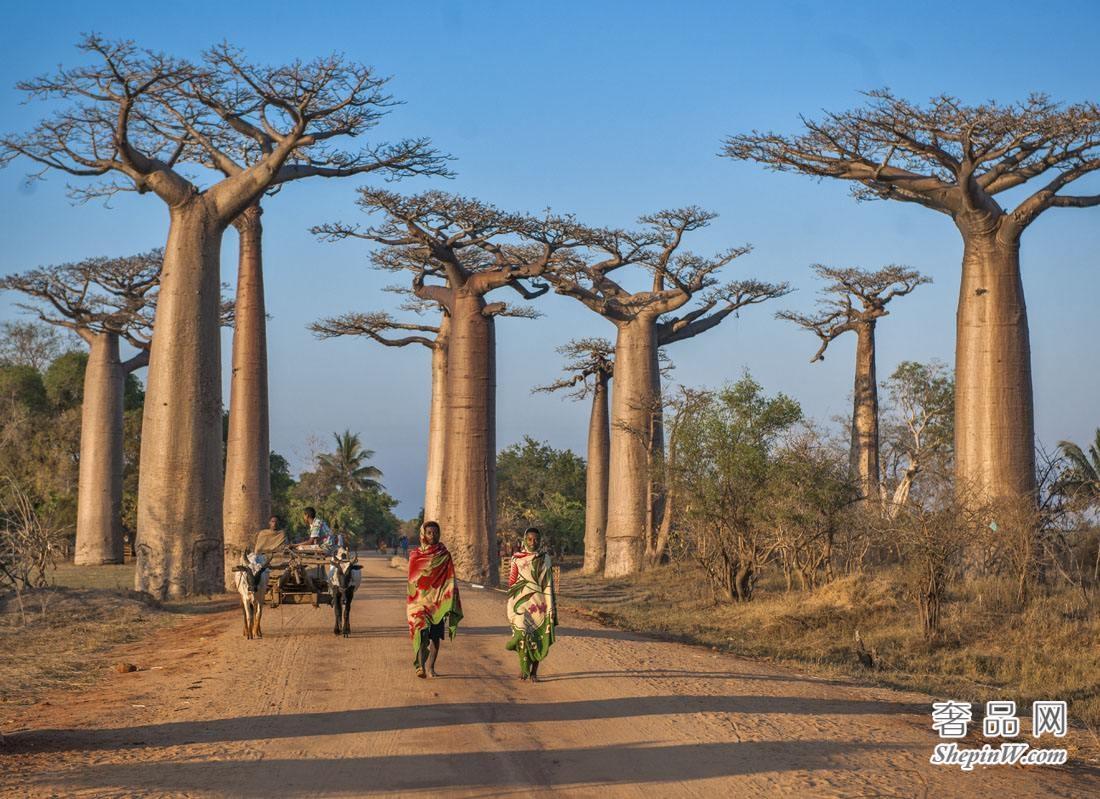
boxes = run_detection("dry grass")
[0,563,229,717]
[562,562,1100,731]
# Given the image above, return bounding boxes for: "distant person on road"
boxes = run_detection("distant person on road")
[400,533,409,559]
[506,527,557,682]
[406,521,462,678]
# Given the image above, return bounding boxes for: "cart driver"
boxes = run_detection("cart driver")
[294,507,332,551]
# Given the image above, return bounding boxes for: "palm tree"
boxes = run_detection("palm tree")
[317,430,384,494]
[1055,429,1100,506]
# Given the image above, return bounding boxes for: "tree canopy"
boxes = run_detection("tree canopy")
[497,437,587,555]
[723,90,1100,232]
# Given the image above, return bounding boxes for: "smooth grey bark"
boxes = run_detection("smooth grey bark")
[222,202,271,588]
[440,292,497,584]
[74,333,128,565]
[136,202,228,598]
[582,371,611,575]
[424,316,450,524]
[851,321,881,505]
[954,225,1035,502]
[605,315,660,578]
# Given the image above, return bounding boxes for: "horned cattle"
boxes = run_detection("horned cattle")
[232,554,270,640]
[327,548,362,637]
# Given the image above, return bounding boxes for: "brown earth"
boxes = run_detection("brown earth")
[1,554,1097,798]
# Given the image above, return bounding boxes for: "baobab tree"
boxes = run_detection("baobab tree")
[535,338,615,574]
[147,77,448,588]
[724,91,1100,505]
[314,190,588,582]
[1,36,432,597]
[548,209,790,576]
[778,264,930,505]
[0,251,160,565]
[311,305,451,523]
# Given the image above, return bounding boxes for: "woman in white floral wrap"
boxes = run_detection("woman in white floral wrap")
[505,527,557,681]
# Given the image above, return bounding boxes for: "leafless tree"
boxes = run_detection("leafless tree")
[778,264,929,506]
[724,90,1100,507]
[535,338,614,574]
[547,208,790,576]
[0,251,159,566]
[0,321,66,371]
[313,190,590,582]
[1,36,439,597]
[0,476,68,624]
[878,479,978,638]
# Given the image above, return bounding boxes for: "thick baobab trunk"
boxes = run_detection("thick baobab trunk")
[954,228,1036,504]
[74,333,126,565]
[440,293,497,583]
[223,203,271,589]
[605,316,660,577]
[582,372,610,575]
[136,202,226,599]
[850,321,881,505]
[423,316,450,524]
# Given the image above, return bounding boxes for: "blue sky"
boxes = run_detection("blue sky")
[2,1,1099,516]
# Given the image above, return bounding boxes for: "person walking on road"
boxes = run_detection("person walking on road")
[406,521,462,678]
[506,527,557,682]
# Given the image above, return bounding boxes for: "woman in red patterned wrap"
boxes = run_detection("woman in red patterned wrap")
[406,521,463,678]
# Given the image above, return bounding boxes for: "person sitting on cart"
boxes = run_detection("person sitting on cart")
[328,521,348,553]
[294,507,330,550]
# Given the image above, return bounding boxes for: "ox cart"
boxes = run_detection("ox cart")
[251,530,333,609]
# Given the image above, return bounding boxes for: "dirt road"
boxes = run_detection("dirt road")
[2,554,1097,798]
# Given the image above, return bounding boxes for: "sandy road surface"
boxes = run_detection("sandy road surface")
[2,554,1097,798]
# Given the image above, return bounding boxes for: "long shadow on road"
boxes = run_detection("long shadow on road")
[43,740,908,796]
[8,694,927,754]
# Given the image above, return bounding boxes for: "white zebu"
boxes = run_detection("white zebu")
[232,553,270,640]
[327,547,362,637]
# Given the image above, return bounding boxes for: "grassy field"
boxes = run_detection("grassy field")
[561,562,1100,734]
[0,562,230,720]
